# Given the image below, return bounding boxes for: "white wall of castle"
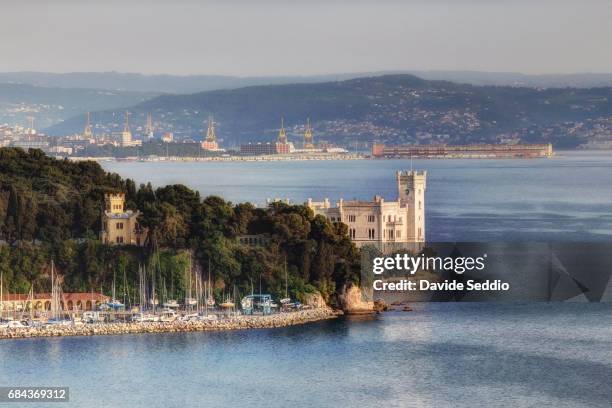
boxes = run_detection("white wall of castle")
[307,170,427,247]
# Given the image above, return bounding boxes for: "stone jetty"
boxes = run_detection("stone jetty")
[0,308,340,340]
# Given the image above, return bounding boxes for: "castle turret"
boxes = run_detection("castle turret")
[105,193,125,214]
[397,170,427,242]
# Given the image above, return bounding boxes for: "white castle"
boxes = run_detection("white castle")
[307,170,426,248]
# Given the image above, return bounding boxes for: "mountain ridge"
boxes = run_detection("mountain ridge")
[47,74,612,148]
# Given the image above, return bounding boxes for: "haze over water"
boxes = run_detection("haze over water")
[102,150,612,242]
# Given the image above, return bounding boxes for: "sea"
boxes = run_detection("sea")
[2,303,611,408]
[101,150,612,242]
[3,151,611,407]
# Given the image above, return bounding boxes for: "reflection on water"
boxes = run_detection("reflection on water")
[2,303,611,408]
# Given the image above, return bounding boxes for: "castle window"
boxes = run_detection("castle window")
[347,215,356,222]
[349,228,356,239]
[116,222,124,230]
[368,228,376,239]
[116,236,124,244]
[367,215,375,222]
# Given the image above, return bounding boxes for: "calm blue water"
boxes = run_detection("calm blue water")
[2,303,611,408]
[102,151,612,242]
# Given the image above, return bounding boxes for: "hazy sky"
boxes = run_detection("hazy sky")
[1,0,611,76]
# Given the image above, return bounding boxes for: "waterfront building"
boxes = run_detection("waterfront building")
[120,111,142,147]
[371,143,553,158]
[10,136,49,150]
[100,193,147,246]
[161,132,174,143]
[0,293,109,312]
[307,170,426,249]
[201,117,220,151]
[303,118,315,149]
[276,117,291,154]
[240,142,277,156]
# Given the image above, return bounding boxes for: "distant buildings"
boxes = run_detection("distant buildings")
[308,170,427,249]
[201,117,220,151]
[371,143,553,158]
[161,132,174,143]
[303,118,315,149]
[100,193,147,246]
[120,111,142,147]
[240,142,277,155]
[275,117,292,154]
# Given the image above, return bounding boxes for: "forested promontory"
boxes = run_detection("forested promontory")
[0,148,360,304]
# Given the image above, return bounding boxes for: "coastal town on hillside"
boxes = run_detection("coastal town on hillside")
[0,110,578,161]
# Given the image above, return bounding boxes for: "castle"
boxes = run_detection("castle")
[307,170,426,249]
[100,193,147,246]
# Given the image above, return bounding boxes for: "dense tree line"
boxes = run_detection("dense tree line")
[0,148,360,304]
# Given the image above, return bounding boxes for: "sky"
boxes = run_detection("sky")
[1,0,611,76]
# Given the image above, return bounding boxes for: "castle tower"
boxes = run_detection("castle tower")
[397,170,427,242]
[83,112,93,139]
[104,193,125,214]
[277,116,287,144]
[144,113,154,139]
[121,111,132,147]
[303,118,314,149]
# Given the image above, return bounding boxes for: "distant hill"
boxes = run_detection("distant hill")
[2,71,612,94]
[0,71,368,94]
[0,83,159,129]
[47,74,612,148]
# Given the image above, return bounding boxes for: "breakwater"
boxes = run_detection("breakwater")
[0,308,339,340]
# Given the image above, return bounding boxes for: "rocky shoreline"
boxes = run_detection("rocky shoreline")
[0,308,340,340]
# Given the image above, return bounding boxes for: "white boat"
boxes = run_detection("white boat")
[82,311,101,323]
[159,309,177,322]
[198,314,218,321]
[163,299,179,308]
[184,297,197,307]
[0,320,26,329]
[46,318,72,326]
[220,298,235,308]
[132,313,159,322]
[180,313,199,322]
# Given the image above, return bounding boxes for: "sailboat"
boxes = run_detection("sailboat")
[206,259,215,307]
[106,267,125,310]
[47,261,71,325]
[219,287,235,309]
[280,257,291,305]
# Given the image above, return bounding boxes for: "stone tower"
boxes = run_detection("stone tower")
[105,193,125,214]
[396,170,427,242]
[121,111,132,147]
